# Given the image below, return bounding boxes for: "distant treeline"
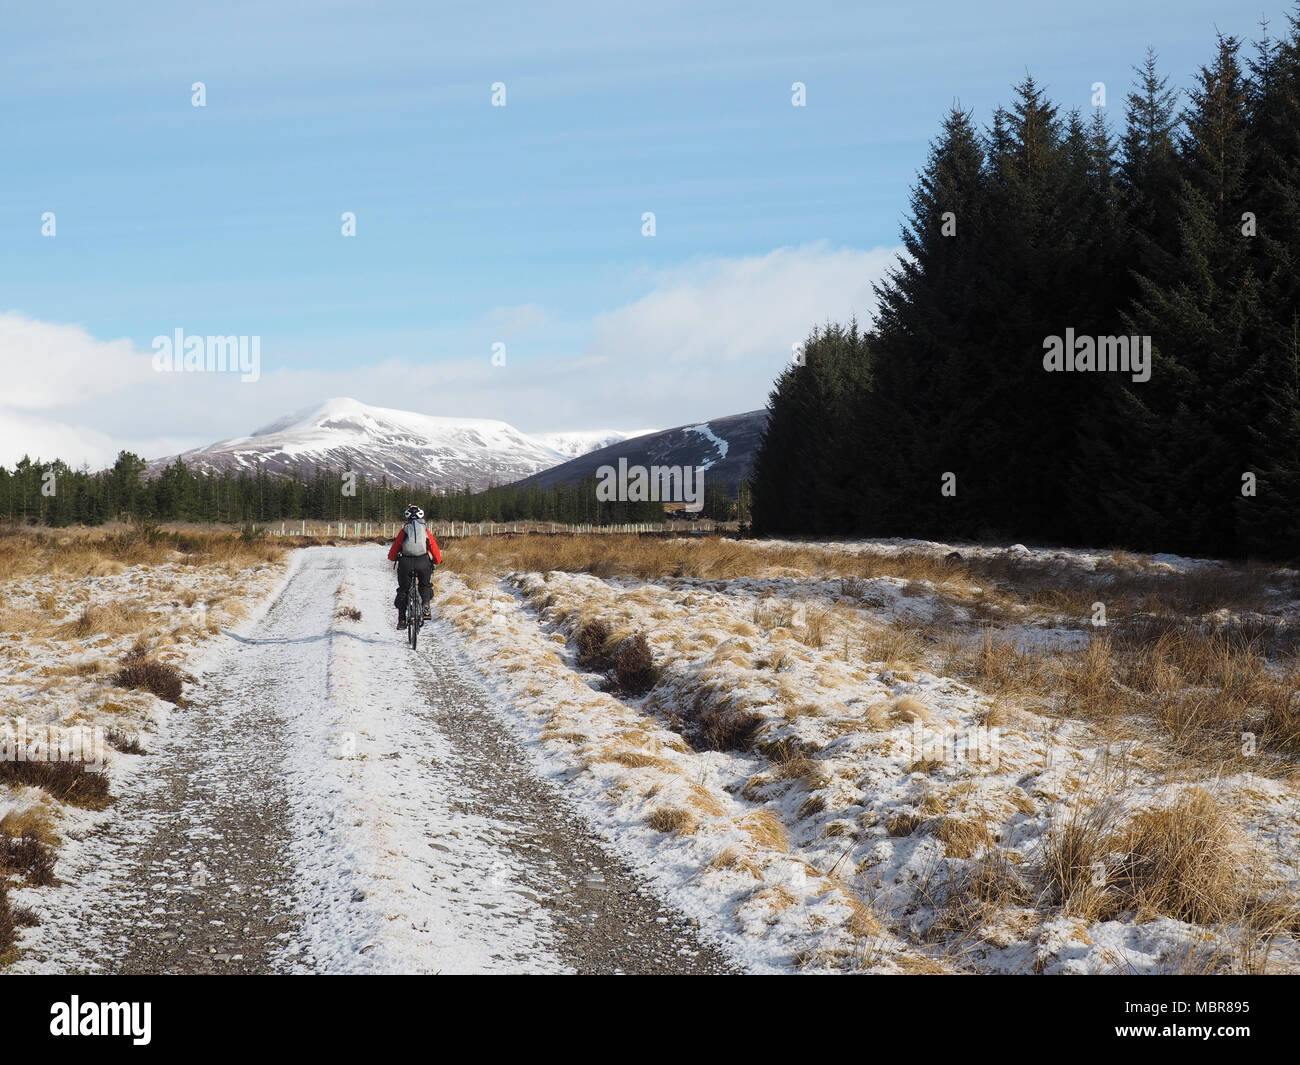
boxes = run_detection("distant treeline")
[753,20,1300,561]
[0,452,741,527]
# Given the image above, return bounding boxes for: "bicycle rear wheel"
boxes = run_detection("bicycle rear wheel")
[407,575,420,650]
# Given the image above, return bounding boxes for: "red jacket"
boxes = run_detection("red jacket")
[388,527,443,564]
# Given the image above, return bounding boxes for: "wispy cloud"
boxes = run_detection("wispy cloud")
[588,242,890,365]
[0,241,899,467]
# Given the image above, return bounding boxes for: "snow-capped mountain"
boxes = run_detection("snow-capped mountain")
[145,398,568,491]
[531,428,657,459]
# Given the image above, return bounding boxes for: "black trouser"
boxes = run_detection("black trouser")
[395,554,433,616]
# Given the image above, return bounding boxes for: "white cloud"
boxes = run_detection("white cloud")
[0,312,150,410]
[0,312,157,466]
[0,409,122,469]
[588,242,894,365]
[0,242,902,466]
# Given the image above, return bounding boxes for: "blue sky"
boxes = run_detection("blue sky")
[0,0,1283,465]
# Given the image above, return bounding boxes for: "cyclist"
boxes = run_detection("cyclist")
[387,504,443,629]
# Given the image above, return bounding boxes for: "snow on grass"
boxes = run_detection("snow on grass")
[1,540,288,966]
[434,540,1300,974]
[1,551,284,740]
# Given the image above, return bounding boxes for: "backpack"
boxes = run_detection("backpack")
[401,519,429,556]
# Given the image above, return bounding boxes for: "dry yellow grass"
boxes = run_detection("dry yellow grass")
[932,847,1033,939]
[55,603,151,640]
[647,806,698,835]
[740,810,788,851]
[929,816,992,859]
[765,743,822,786]
[1041,787,1271,930]
[1117,789,1242,924]
[440,533,1300,967]
[798,606,832,648]
[590,748,676,771]
[864,622,926,669]
[943,621,1300,765]
[0,523,284,581]
[438,531,1287,637]
[708,846,764,880]
[0,807,59,847]
[846,894,883,938]
[686,782,725,817]
[750,884,800,916]
[1041,796,1123,921]
[885,812,924,837]
[890,695,931,724]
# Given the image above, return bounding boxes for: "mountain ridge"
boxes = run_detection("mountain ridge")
[143,398,661,492]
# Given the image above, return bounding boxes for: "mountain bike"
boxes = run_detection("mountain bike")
[406,571,423,650]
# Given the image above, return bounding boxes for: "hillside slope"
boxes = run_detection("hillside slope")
[513,410,767,494]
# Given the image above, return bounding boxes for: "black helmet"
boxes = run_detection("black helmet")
[405,504,424,521]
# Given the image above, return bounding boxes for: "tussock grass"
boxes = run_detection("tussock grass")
[52,658,110,678]
[709,846,763,880]
[886,812,924,837]
[798,606,831,648]
[0,808,57,847]
[444,534,1300,967]
[764,741,823,786]
[574,618,611,668]
[0,606,51,635]
[439,533,1291,626]
[798,794,827,819]
[932,848,1032,939]
[1041,788,1280,931]
[753,600,795,631]
[56,603,151,640]
[740,810,788,851]
[863,622,926,668]
[846,894,882,938]
[0,759,111,810]
[612,632,656,695]
[890,695,931,724]
[684,679,765,752]
[686,781,725,817]
[1041,797,1123,921]
[647,806,699,835]
[928,816,992,859]
[1115,789,1241,924]
[0,830,57,887]
[111,649,184,704]
[947,631,1050,695]
[945,619,1300,764]
[106,728,147,754]
[589,747,675,771]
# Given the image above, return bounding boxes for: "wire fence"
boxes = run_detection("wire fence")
[263,519,735,539]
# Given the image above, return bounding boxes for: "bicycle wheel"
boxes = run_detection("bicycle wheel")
[407,576,420,650]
